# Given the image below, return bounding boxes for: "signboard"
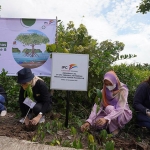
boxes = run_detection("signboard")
[50,53,89,91]
[0,18,56,76]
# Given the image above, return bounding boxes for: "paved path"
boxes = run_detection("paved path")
[0,136,77,150]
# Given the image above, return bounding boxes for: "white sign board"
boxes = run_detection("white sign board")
[0,18,56,76]
[50,53,89,91]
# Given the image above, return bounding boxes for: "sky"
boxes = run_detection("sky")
[1,0,150,65]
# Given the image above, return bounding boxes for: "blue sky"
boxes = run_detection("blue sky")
[1,0,150,64]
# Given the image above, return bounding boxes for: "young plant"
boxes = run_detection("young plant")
[88,87,102,113]
[32,135,37,142]
[57,121,63,130]
[99,129,112,143]
[50,138,61,146]
[32,124,46,143]
[51,120,60,132]
[45,122,52,134]
[88,134,96,150]
[70,126,83,149]
[62,140,71,147]
[70,126,77,137]
[72,138,83,149]
[104,141,115,150]
[24,84,34,101]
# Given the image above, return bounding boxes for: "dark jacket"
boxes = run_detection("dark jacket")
[19,80,52,114]
[133,82,150,114]
[0,84,7,100]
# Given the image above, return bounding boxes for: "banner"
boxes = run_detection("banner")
[50,53,89,91]
[0,18,56,76]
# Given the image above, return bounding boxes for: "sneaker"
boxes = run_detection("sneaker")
[39,116,45,123]
[19,118,25,123]
[1,110,7,116]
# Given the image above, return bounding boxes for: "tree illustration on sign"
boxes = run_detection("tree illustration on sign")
[16,32,49,57]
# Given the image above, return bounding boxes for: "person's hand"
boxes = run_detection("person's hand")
[147,112,150,117]
[29,114,42,125]
[81,122,90,132]
[146,109,150,117]
[95,118,108,126]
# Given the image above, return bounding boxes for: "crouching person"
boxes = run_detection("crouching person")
[17,68,52,126]
[133,76,150,130]
[81,71,132,136]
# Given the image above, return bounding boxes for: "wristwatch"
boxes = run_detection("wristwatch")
[39,112,43,115]
[146,109,150,115]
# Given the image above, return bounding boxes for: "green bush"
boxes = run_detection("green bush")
[0,69,20,111]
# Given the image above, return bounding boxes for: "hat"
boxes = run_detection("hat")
[17,68,34,84]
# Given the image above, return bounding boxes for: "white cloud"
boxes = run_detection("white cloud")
[115,33,150,64]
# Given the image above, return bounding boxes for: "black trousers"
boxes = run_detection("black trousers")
[20,102,51,118]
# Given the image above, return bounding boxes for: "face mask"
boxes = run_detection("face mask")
[106,84,116,91]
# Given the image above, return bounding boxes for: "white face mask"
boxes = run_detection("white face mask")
[106,84,116,91]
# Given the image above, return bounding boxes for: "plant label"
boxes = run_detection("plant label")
[23,97,36,108]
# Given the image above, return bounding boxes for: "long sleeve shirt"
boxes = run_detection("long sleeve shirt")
[19,79,52,114]
[86,87,132,125]
[133,82,150,114]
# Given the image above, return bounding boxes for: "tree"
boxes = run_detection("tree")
[137,0,150,14]
[16,33,49,57]
[47,21,136,89]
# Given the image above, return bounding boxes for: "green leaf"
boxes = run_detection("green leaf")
[96,105,100,113]
[100,129,107,142]
[88,134,94,143]
[70,126,77,136]
[88,89,93,98]
[105,141,114,150]
[73,140,77,148]
[56,140,60,145]
[96,89,102,99]
[94,96,98,104]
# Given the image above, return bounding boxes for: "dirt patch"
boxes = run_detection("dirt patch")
[0,112,150,150]
[0,113,36,140]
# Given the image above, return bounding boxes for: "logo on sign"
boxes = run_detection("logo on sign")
[69,64,77,70]
[61,64,77,71]
[62,66,68,69]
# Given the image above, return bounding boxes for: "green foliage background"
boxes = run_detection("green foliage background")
[0,21,150,129]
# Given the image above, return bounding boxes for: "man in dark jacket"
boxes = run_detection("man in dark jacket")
[17,68,52,126]
[133,77,150,129]
[0,84,7,116]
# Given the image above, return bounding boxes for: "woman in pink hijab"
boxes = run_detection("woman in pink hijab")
[81,71,132,136]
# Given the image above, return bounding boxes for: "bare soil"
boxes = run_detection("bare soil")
[0,112,150,150]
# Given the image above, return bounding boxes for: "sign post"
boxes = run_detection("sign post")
[65,91,70,127]
[50,53,89,127]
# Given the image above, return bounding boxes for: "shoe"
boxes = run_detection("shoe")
[19,118,25,123]
[1,110,7,116]
[39,116,45,123]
